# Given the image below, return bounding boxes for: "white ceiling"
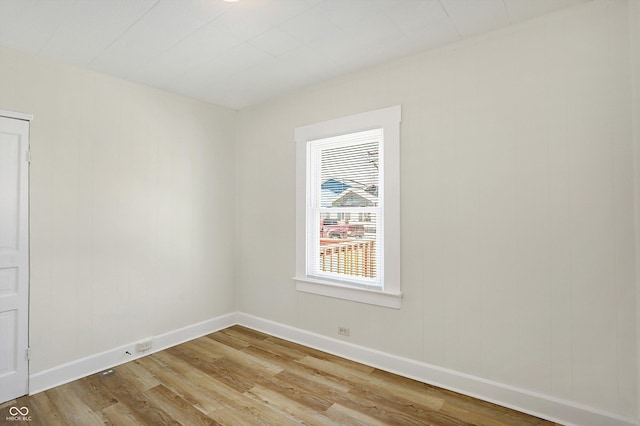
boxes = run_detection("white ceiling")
[0,0,590,110]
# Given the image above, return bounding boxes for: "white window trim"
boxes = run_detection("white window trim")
[294,105,402,309]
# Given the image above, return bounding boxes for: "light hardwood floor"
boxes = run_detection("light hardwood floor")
[1,326,559,425]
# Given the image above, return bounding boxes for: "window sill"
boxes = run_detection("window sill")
[293,276,402,309]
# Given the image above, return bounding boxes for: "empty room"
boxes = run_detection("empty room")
[1,0,639,424]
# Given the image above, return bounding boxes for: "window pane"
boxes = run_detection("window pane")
[320,140,379,209]
[318,213,377,279]
[307,128,383,286]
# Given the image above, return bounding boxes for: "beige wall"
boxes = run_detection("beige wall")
[0,46,237,374]
[237,0,637,418]
[631,0,640,419]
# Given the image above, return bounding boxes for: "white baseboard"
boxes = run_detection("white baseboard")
[235,313,638,426]
[27,311,638,426]
[29,312,238,395]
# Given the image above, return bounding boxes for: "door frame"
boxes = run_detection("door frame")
[0,110,32,122]
[0,109,33,402]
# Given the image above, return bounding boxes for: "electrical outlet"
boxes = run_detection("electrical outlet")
[98,368,116,377]
[136,339,152,352]
[338,327,350,336]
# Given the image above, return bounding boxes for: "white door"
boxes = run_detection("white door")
[0,114,30,403]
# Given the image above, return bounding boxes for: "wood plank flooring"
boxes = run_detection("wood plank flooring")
[1,326,559,425]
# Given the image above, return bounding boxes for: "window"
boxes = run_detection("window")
[294,105,401,308]
[309,130,381,283]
